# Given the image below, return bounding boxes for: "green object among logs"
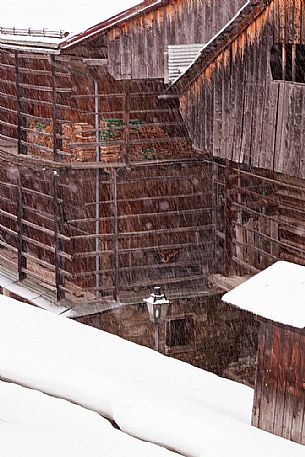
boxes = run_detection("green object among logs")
[100,118,160,160]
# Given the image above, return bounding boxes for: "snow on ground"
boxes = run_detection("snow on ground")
[0,295,304,457]
[0,380,178,457]
[0,1,152,38]
[223,261,305,328]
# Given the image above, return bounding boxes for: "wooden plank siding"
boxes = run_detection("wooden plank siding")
[107,0,246,80]
[0,47,212,303]
[180,0,305,179]
[252,320,305,446]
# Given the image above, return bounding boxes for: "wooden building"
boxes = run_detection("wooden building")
[0,0,246,306]
[223,261,305,446]
[172,0,305,279]
[0,1,258,379]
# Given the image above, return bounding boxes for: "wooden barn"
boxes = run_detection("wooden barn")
[223,261,305,446]
[0,1,258,378]
[0,0,245,306]
[173,0,305,281]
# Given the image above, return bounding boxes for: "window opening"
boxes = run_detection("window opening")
[270,43,305,83]
[166,316,195,347]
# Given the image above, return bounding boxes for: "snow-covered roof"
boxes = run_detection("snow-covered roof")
[0,1,161,49]
[0,381,177,457]
[0,295,304,456]
[223,261,305,329]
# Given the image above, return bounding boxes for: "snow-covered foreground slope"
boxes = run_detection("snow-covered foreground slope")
[0,296,304,457]
[0,380,177,457]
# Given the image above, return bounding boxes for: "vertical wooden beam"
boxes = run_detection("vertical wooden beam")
[252,321,266,428]
[51,56,62,163]
[292,44,296,82]
[111,168,119,301]
[16,170,26,281]
[53,171,65,301]
[16,52,27,156]
[282,44,286,81]
[224,160,233,276]
[212,161,219,273]
[15,52,27,281]
[123,82,130,164]
[94,79,101,299]
[50,56,65,300]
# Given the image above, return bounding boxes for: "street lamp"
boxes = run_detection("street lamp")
[144,286,171,352]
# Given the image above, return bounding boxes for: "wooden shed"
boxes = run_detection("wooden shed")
[223,261,305,446]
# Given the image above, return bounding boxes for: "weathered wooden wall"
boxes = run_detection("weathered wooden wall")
[0,48,214,303]
[213,160,305,277]
[252,319,305,445]
[0,49,194,163]
[0,158,214,302]
[107,0,246,80]
[180,0,305,179]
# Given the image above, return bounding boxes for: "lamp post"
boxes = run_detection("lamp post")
[144,287,171,352]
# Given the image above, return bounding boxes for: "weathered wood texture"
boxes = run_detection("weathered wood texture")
[0,50,194,164]
[0,158,214,302]
[214,160,305,276]
[0,44,211,304]
[107,0,245,80]
[180,0,305,179]
[252,320,305,445]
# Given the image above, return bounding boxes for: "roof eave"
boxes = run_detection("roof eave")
[0,36,60,54]
[60,0,165,50]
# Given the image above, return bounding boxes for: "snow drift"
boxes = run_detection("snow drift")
[0,295,303,457]
[0,380,178,457]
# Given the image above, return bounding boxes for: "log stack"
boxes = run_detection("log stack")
[26,119,193,163]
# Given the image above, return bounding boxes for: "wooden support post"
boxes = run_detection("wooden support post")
[224,160,233,276]
[16,169,26,281]
[16,53,27,156]
[94,79,102,299]
[15,53,27,158]
[212,161,218,273]
[111,168,119,301]
[15,53,27,281]
[51,56,62,162]
[51,56,65,300]
[282,44,286,81]
[292,44,296,82]
[53,171,65,301]
[123,82,130,164]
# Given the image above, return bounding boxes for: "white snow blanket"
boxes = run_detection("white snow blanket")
[0,380,177,457]
[0,296,304,457]
[223,261,305,328]
[0,1,156,39]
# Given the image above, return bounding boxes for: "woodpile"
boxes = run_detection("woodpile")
[26,119,193,163]
[27,121,96,162]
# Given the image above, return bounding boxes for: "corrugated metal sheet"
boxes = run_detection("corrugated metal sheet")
[166,43,206,83]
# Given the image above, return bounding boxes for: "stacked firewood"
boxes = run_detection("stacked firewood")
[27,121,97,162]
[63,123,96,161]
[26,119,193,163]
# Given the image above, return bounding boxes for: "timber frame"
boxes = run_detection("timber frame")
[0,49,212,305]
[0,1,249,306]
